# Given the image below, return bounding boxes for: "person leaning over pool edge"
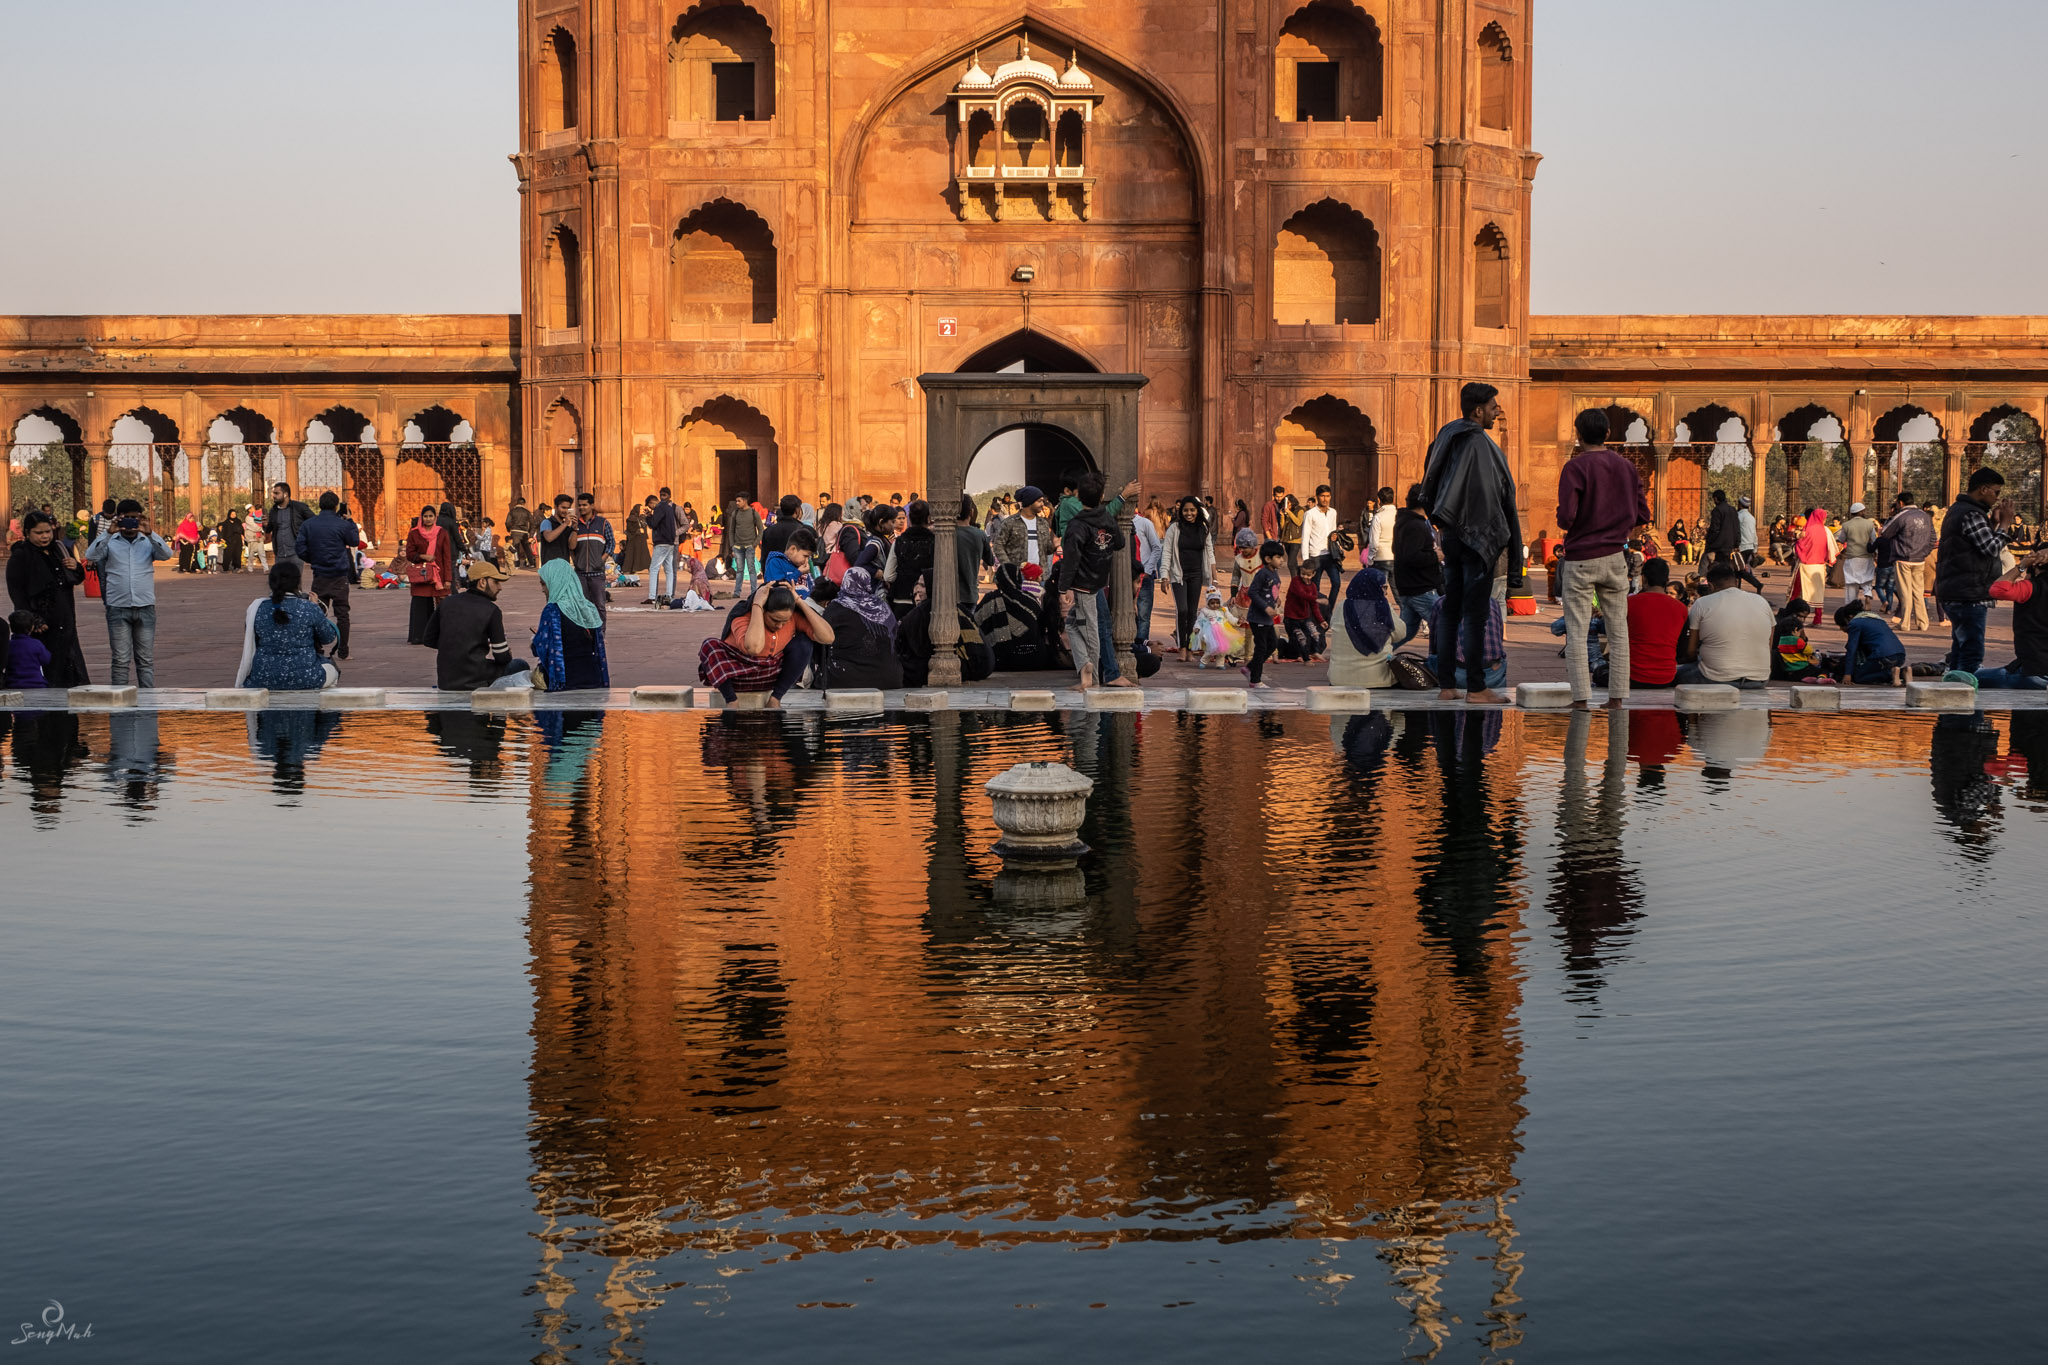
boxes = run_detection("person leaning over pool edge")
[698,581,835,707]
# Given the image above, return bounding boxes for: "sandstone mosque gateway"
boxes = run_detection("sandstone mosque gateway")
[6,2,2047,536]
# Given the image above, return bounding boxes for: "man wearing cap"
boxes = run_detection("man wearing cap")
[994,486,1053,578]
[1838,501,1880,607]
[422,558,532,691]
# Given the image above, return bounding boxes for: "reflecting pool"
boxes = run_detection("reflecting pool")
[3,707,2045,1363]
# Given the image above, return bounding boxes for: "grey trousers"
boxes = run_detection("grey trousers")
[1562,552,1631,701]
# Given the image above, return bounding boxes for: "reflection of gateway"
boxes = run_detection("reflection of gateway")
[522,711,1528,1356]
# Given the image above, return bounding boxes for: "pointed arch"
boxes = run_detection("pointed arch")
[1274,395,1379,515]
[1277,1,1383,124]
[1473,222,1511,330]
[671,2,776,123]
[672,199,777,326]
[1275,199,1381,327]
[678,395,779,515]
[1477,22,1514,132]
[953,328,1102,374]
[539,25,578,133]
[839,12,1211,211]
[544,223,582,331]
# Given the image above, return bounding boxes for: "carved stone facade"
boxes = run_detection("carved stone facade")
[514,0,1536,519]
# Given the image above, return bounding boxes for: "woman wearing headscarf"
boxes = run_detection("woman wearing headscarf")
[532,558,610,691]
[1328,565,1398,689]
[1794,506,1837,618]
[403,504,455,644]
[174,511,201,573]
[234,562,339,691]
[1160,496,1215,661]
[817,567,903,689]
[976,562,1061,671]
[5,510,89,687]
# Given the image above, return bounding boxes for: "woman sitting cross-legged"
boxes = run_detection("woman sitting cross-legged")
[532,558,610,691]
[235,561,340,691]
[698,581,835,707]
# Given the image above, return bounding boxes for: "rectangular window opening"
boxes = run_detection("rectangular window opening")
[1295,62,1340,123]
[713,63,756,121]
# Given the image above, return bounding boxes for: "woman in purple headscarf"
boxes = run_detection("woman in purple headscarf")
[815,566,903,689]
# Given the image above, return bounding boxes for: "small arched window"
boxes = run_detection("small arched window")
[1477,23,1513,132]
[545,226,582,332]
[540,27,578,133]
[1274,200,1381,327]
[1474,223,1510,330]
[1276,2,1383,124]
[671,4,777,123]
[673,200,777,327]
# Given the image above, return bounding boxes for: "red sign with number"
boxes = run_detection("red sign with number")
[937,317,958,337]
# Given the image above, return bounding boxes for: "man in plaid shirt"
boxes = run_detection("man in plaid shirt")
[1933,466,2023,676]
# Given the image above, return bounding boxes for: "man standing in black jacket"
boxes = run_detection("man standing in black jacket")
[1702,488,1761,590]
[1419,383,1523,704]
[644,487,680,605]
[1055,472,1128,691]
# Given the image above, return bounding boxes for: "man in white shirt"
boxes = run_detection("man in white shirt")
[1367,485,1398,570]
[1678,561,1775,687]
[1299,483,1342,613]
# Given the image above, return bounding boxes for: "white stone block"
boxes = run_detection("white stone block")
[1674,684,1741,712]
[1516,683,1574,709]
[1307,687,1372,712]
[205,688,269,709]
[471,688,534,711]
[68,685,138,708]
[1008,690,1059,711]
[1085,688,1144,711]
[1907,681,1977,711]
[1182,688,1249,714]
[1790,685,1841,711]
[0,691,25,708]
[632,686,696,709]
[902,690,949,711]
[825,689,886,712]
[721,691,773,711]
[318,688,386,710]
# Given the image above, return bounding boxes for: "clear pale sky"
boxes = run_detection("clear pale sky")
[4,0,2045,316]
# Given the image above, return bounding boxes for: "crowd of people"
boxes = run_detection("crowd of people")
[7,409,2048,703]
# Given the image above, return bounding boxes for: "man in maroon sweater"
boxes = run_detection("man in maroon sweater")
[1556,409,1652,707]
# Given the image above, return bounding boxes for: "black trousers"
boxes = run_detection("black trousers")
[1173,579,1202,651]
[408,595,438,644]
[312,574,352,656]
[1248,623,1279,685]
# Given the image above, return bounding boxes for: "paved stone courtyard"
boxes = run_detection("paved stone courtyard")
[46,560,2018,700]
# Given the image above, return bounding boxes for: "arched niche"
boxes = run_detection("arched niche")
[670,2,776,124]
[1276,1,1383,125]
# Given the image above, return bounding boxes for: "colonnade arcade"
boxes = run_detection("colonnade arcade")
[1546,387,2048,533]
[3,392,512,547]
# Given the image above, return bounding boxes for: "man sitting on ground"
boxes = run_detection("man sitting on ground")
[1626,558,1690,689]
[423,559,532,690]
[1677,561,1775,688]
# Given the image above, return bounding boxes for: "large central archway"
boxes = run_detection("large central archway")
[917,371,1147,686]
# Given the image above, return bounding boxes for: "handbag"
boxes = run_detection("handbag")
[401,527,444,587]
[83,566,102,599]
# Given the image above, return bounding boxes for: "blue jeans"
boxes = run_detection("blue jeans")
[1873,564,1900,616]
[1095,589,1121,682]
[1434,532,1494,692]
[649,543,678,598]
[1308,552,1343,614]
[1396,590,1440,649]
[1943,600,1988,674]
[105,604,157,687]
[1975,665,2048,689]
[733,549,760,591]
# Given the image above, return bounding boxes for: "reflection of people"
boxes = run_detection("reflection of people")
[246,708,343,797]
[1929,712,2001,855]
[1691,709,1771,779]
[1549,709,1643,998]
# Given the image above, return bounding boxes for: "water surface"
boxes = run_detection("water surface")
[3,707,2043,1363]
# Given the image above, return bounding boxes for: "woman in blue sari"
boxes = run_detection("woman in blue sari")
[532,558,609,691]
